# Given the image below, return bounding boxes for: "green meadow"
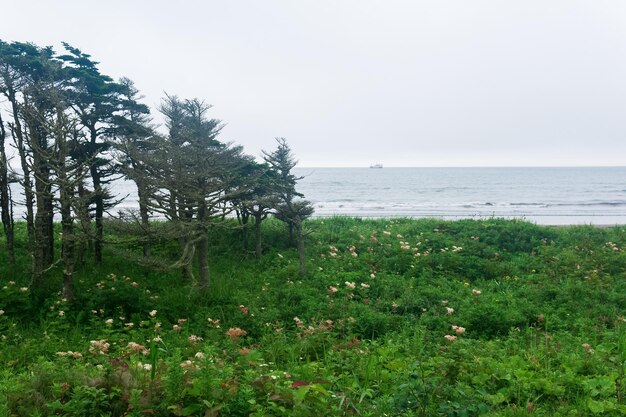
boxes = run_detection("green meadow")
[2,217,626,416]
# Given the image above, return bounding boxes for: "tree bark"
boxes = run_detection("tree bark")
[75,182,91,266]
[7,90,35,251]
[0,112,15,267]
[238,209,250,254]
[89,127,104,264]
[137,185,151,257]
[56,114,75,301]
[27,101,55,285]
[254,212,263,260]
[197,202,210,291]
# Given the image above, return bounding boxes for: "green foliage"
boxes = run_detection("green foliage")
[2,218,626,415]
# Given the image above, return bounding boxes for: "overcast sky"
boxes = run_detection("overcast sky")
[2,1,626,167]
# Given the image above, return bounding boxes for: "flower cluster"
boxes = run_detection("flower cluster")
[56,351,83,359]
[127,342,149,355]
[226,327,247,341]
[207,317,221,328]
[451,324,465,334]
[89,339,110,355]
[582,343,594,353]
[293,316,335,336]
[606,242,620,251]
[136,362,152,371]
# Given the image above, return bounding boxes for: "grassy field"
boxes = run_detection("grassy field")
[2,218,626,416]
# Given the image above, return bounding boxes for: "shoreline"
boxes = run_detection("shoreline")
[307,213,626,227]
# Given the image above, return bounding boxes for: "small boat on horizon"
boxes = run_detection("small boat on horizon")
[370,163,383,169]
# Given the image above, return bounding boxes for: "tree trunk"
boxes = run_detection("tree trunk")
[28,107,55,285]
[76,182,91,266]
[89,127,104,264]
[138,188,151,257]
[8,92,35,251]
[288,223,294,246]
[197,234,209,290]
[56,114,75,301]
[178,235,194,281]
[254,212,263,260]
[0,112,15,267]
[239,209,250,254]
[90,163,104,264]
[197,203,210,290]
[33,151,54,270]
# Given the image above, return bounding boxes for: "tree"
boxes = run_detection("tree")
[229,160,279,259]
[0,40,96,296]
[263,138,314,275]
[109,77,154,256]
[0,41,51,274]
[58,43,125,264]
[1,41,67,287]
[141,95,246,289]
[48,97,87,300]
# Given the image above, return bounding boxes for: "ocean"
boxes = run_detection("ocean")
[291,167,626,225]
[11,167,626,225]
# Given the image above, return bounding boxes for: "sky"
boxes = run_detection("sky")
[2,0,626,167]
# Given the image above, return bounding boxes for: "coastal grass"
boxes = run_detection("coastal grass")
[1,218,626,415]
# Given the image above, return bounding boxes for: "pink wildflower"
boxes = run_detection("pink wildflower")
[226,327,247,341]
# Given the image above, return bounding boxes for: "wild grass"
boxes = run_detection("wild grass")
[1,217,626,415]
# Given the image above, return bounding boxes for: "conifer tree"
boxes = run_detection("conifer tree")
[263,138,314,274]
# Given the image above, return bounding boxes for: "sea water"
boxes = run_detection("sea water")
[11,167,626,225]
[291,167,626,225]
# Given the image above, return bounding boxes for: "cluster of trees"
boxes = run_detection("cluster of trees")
[0,40,313,300]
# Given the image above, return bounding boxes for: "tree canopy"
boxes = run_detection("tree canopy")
[0,39,314,301]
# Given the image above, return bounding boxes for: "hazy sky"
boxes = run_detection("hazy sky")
[2,1,626,167]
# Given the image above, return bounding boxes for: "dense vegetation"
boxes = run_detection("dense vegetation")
[2,217,626,416]
[0,39,313,299]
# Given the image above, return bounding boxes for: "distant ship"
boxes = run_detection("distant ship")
[369,163,383,169]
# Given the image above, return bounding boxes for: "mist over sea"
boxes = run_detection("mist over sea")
[290,167,626,225]
[12,167,623,226]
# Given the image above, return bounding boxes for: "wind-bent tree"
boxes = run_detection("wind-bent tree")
[230,160,279,259]
[109,77,154,256]
[48,95,88,300]
[59,43,124,264]
[143,95,246,289]
[0,39,148,299]
[0,41,51,272]
[263,138,314,274]
[0,42,35,257]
